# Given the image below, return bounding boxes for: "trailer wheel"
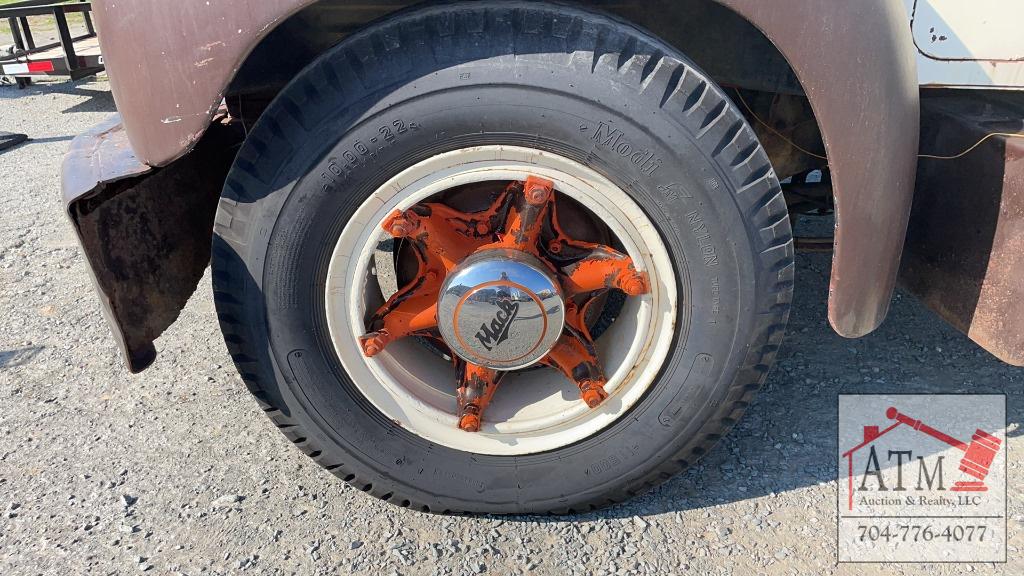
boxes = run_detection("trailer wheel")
[212,1,792,513]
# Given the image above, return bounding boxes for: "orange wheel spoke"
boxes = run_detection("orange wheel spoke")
[383,204,493,270]
[456,363,502,432]
[362,197,506,356]
[542,298,609,408]
[360,231,443,356]
[360,285,439,356]
[560,247,649,298]
[495,176,554,253]
[546,193,649,298]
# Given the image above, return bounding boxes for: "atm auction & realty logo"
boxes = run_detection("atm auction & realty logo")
[837,395,1006,563]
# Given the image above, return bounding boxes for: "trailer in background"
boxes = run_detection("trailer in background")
[1,0,102,88]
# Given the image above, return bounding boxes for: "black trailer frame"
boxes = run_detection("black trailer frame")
[1,0,102,88]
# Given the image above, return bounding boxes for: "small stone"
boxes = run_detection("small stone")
[211,494,244,508]
[349,540,363,550]
[121,494,137,508]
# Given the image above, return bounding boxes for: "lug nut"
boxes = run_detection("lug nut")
[525,185,550,205]
[383,210,417,237]
[458,413,481,432]
[475,222,490,235]
[548,240,562,254]
[360,333,389,357]
[580,381,608,408]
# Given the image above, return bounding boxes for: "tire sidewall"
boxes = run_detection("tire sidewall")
[219,3,779,512]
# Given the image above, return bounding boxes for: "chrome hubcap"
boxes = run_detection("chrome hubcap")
[437,249,565,370]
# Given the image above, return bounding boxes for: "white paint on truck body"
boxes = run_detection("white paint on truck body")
[905,0,1024,88]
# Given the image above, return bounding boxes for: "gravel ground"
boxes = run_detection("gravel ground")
[1,77,1022,576]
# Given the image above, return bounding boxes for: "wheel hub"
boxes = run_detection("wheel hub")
[438,249,565,370]
[357,174,651,432]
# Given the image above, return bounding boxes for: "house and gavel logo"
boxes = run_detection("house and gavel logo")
[837,395,1006,563]
[841,406,1002,511]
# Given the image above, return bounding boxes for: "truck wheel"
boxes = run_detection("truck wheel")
[212,1,792,514]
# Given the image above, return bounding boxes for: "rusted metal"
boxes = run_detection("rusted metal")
[89,0,326,166]
[547,196,650,299]
[91,0,809,167]
[489,176,553,254]
[793,237,834,253]
[720,0,920,338]
[541,300,609,409]
[456,363,501,432]
[73,0,924,377]
[62,115,151,201]
[360,196,501,357]
[62,114,244,372]
[360,178,648,429]
[899,92,1024,366]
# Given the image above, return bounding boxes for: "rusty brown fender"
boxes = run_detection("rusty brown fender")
[84,0,919,372]
[96,0,920,337]
[90,0,313,166]
[719,0,920,337]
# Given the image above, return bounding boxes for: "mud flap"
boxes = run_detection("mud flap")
[62,114,242,372]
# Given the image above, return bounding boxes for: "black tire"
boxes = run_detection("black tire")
[212,1,793,514]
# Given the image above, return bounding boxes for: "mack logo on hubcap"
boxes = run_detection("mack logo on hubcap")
[438,250,565,371]
[475,294,519,352]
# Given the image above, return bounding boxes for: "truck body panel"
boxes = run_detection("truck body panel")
[906,0,1024,88]
[64,0,1023,370]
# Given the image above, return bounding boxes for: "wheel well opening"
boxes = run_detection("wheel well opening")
[229,1,805,96]
[226,0,826,183]
[223,1,829,308]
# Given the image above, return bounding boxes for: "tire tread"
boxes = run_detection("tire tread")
[211,1,793,515]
